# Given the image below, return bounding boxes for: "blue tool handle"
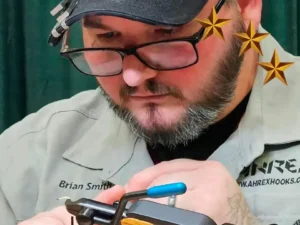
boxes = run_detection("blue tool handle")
[146,182,187,198]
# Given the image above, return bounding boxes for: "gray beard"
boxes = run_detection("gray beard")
[98,20,245,148]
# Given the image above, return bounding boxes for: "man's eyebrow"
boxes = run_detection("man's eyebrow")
[82,17,113,30]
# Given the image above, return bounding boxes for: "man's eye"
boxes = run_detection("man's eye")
[157,29,174,35]
[97,32,118,39]
[163,29,175,34]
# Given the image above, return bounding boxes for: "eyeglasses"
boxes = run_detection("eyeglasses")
[60,0,226,77]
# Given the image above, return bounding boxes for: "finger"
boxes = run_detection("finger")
[19,206,77,225]
[49,206,78,225]
[21,217,65,225]
[19,216,66,225]
[127,170,201,212]
[26,186,126,225]
[126,159,201,192]
[94,185,126,204]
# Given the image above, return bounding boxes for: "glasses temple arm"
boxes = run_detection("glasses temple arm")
[60,30,70,52]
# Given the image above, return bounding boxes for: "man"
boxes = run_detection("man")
[1,0,300,224]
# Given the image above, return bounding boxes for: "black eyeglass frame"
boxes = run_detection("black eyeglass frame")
[60,0,226,77]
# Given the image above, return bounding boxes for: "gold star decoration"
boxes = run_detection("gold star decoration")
[195,6,231,41]
[233,21,269,56]
[258,49,294,85]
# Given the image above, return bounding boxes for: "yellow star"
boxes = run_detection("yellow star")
[258,49,294,85]
[195,6,231,41]
[233,21,269,56]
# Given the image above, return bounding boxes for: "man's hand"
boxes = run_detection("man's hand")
[18,185,125,225]
[18,159,259,225]
[123,159,259,225]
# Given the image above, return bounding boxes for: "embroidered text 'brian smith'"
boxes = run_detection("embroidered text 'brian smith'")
[58,180,114,190]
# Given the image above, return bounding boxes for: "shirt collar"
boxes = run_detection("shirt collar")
[259,27,300,144]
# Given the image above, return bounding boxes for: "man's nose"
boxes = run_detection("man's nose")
[122,55,158,87]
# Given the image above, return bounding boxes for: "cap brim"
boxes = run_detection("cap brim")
[65,0,208,27]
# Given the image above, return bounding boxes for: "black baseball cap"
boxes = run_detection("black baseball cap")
[48,0,210,46]
[68,0,208,27]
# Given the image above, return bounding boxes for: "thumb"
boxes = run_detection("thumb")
[94,185,126,204]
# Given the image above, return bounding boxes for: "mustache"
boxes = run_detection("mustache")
[120,79,184,100]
